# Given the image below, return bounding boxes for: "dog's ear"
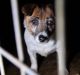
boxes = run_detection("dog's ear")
[21,4,37,16]
[46,4,54,11]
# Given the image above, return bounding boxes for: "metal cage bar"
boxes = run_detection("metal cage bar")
[0,54,5,75]
[0,47,38,75]
[10,0,24,75]
[10,0,24,62]
[55,0,66,75]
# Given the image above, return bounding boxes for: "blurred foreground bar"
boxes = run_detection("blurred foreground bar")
[55,0,66,75]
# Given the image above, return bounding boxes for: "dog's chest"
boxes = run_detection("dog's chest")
[24,30,56,56]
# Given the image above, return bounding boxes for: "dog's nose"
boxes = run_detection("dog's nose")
[39,35,48,42]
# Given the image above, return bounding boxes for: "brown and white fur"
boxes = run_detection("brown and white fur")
[22,4,68,74]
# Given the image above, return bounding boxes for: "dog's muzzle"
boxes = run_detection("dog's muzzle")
[39,35,48,42]
[35,31,49,43]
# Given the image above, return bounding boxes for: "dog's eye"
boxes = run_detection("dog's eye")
[46,17,55,26]
[31,18,39,25]
[46,20,54,26]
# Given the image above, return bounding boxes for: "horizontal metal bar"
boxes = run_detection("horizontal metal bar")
[0,47,38,75]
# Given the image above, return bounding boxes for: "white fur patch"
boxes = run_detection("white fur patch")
[24,28,56,56]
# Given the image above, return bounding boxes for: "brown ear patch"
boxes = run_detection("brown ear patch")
[22,4,54,16]
[32,5,54,20]
[21,4,37,16]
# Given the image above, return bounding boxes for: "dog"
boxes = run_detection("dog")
[22,4,68,74]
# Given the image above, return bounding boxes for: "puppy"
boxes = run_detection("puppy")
[22,4,67,73]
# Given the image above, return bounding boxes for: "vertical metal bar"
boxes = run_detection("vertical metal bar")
[10,0,24,62]
[0,53,5,75]
[55,0,66,75]
[10,0,24,75]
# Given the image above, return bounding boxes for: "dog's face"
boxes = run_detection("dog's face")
[22,4,55,43]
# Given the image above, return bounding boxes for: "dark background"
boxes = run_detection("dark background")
[0,0,80,74]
